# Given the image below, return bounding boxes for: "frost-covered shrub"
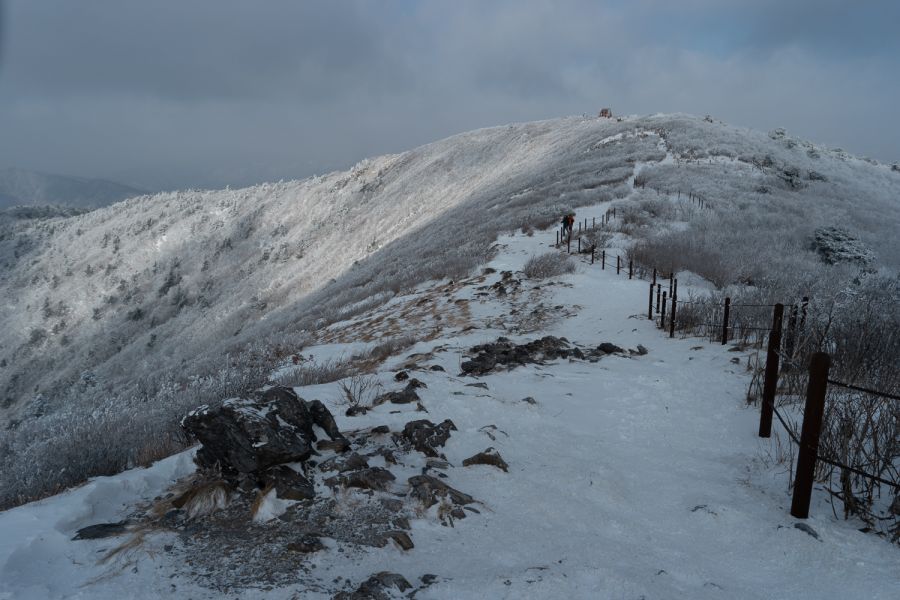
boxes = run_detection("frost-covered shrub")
[523,252,576,279]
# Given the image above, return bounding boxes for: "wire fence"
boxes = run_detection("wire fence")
[552,211,900,529]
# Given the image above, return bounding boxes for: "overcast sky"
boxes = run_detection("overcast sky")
[1,0,898,191]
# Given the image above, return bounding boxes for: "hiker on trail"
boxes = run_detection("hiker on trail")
[561,215,570,236]
[566,214,575,236]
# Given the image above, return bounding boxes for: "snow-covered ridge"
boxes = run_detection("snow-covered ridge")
[1,114,899,512]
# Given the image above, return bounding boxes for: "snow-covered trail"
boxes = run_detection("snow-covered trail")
[1,207,897,599]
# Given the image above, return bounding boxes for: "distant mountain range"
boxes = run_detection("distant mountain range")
[0,167,146,210]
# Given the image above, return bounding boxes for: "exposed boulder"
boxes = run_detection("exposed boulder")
[408,474,474,508]
[461,336,628,375]
[265,465,314,501]
[325,467,396,492]
[333,572,412,600]
[372,379,427,406]
[462,448,509,472]
[399,419,457,457]
[182,386,348,479]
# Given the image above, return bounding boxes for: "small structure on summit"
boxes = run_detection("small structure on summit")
[598,108,612,118]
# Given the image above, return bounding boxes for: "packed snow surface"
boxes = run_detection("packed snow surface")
[1,212,897,599]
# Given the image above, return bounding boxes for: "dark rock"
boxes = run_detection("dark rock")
[372,380,427,406]
[73,521,129,540]
[379,498,404,512]
[345,405,368,417]
[369,425,390,434]
[394,371,409,382]
[465,382,489,390]
[265,465,315,501]
[182,386,348,475]
[635,344,649,355]
[462,448,509,472]
[287,534,325,553]
[400,419,457,457]
[317,438,351,453]
[429,364,445,372]
[408,474,474,508]
[449,507,466,520]
[387,531,414,551]
[325,467,396,492]
[597,342,624,354]
[318,452,369,474]
[334,572,412,600]
[521,396,537,405]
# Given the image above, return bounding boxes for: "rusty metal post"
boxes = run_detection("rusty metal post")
[578,238,581,253]
[629,259,633,279]
[791,352,831,519]
[648,282,654,320]
[567,232,571,254]
[669,272,674,297]
[656,284,661,313]
[652,268,657,285]
[616,255,620,274]
[660,291,667,329]
[759,303,784,437]
[556,230,559,247]
[722,297,731,345]
[601,250,605,269]
[592,217,595,228]
[591,244,596,264]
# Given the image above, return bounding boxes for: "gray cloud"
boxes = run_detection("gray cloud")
[0,0,897,191]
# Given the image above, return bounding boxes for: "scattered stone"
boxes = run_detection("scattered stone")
[345,405,368,417]
[521,396,537,405]
[794,522,820,540]
[636,344,649,355]
[449,507,466,520]
[429,364,445,372]
[317,438,351,453]
[408,474,474,508]
[399,419,457,457]
[287,535,326,553]
[325,467,396,492]
[462,448,509,472]
[334,572,412,600]
[388,531,414,551]
[73,521,129,540]
[394,371,409,382]
[369,425,390,435]
[597,342,624,354]
[461,336,628,375]
[425,457,451,470]
[266,465,315,501]
[318,452,369,474]
[372,380,427,406]
[379,498,404,513]
[465,382,489,390]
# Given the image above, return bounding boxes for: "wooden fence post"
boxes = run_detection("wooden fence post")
[629,259,633,279]
[592,217,595,228]
[656,284,661,313]
[791,352,831,519]
[652,268,657,285]
[567,232,571,254]
[660,291,667,329]
[758,303,784,437]
[721,297,731,345]
[601,250,605,269]
[591,244,596,264]
[669,293,677,338]
[669,272,674,297]
[556,230,559,247]
[616,256,621,274]
[648,282,654,320]
[578,238,581,253]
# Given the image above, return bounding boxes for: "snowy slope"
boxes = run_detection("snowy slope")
[1,216,897,599]
[2,113,900,511]
[0,167,146,210]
